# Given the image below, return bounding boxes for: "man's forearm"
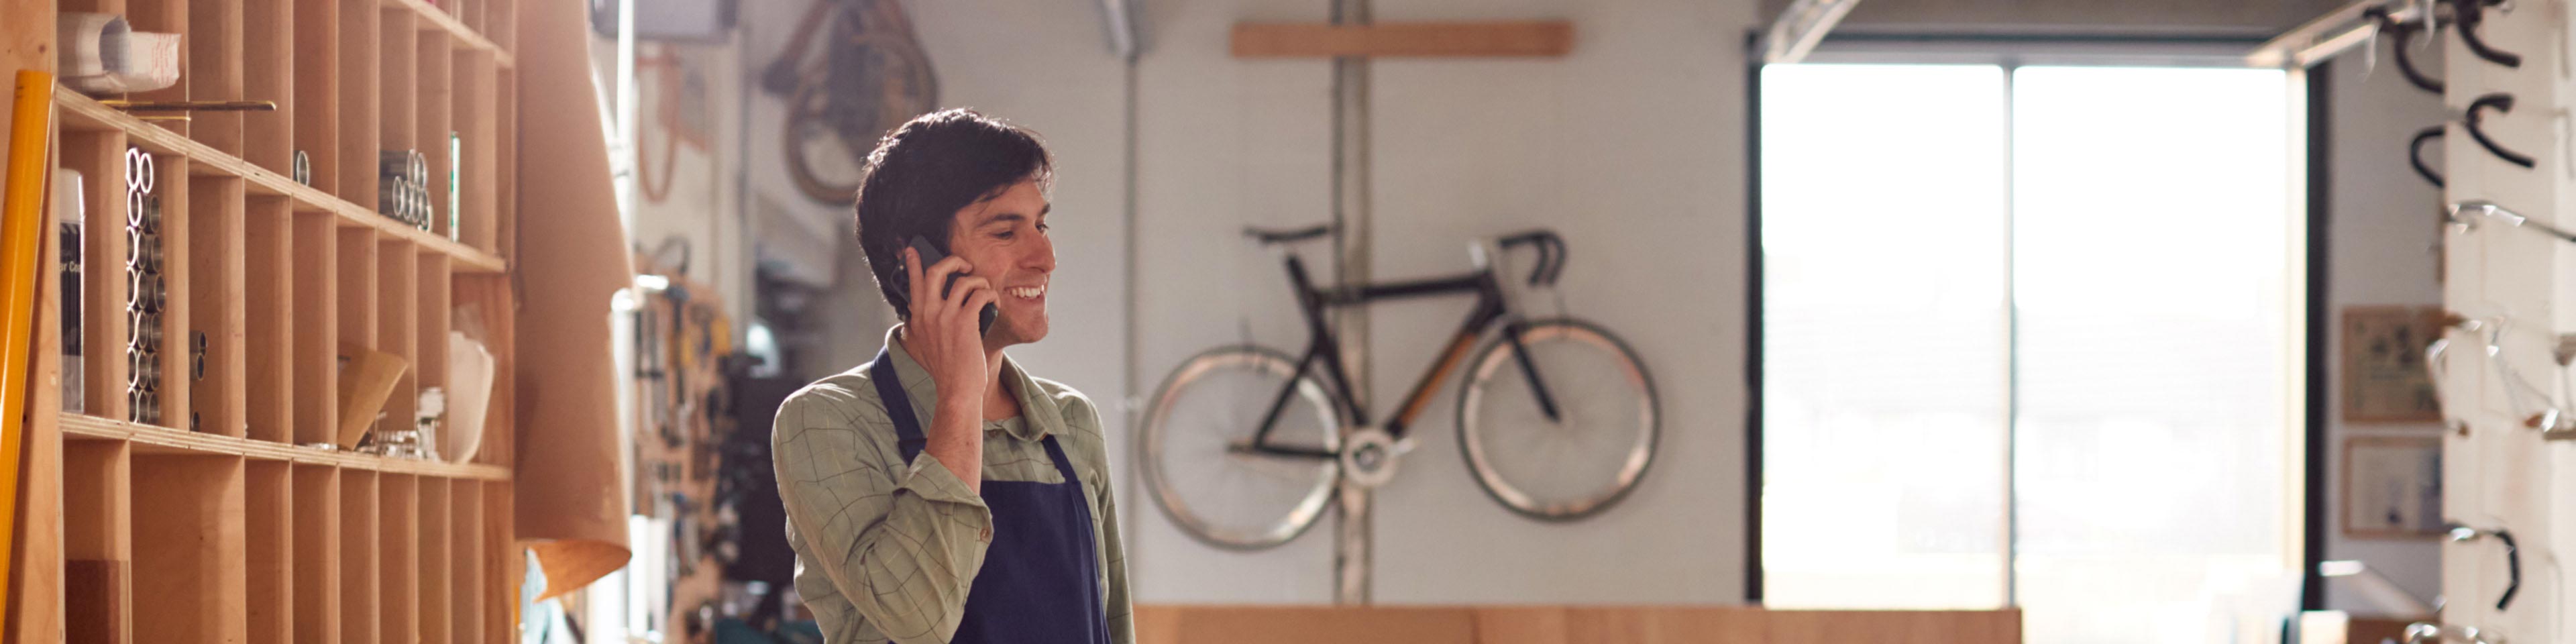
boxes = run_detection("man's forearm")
[924,400,984,493]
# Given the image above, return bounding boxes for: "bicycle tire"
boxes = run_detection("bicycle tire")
[1456,318,1660,522]
[1138,345,1342,550]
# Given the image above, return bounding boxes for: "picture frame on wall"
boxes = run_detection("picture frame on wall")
[2342,306,2445,423]
[2343,435,2443,539]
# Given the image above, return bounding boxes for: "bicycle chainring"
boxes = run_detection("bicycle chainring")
[1340,428,1403,488]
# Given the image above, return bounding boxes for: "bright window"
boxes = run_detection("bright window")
[1758,63,2305,643]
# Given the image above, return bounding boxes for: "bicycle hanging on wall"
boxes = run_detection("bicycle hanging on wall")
[1138,224,1661,550]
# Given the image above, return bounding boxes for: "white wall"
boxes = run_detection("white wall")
[1361,0,1752,603]
[898,0,1762,603]
[2321,56,2447,615]
[894,0,2445,609]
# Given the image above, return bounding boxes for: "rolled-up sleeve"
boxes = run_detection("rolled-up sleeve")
[773,385,993,644]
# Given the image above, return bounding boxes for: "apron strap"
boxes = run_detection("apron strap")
[870,347,929,464]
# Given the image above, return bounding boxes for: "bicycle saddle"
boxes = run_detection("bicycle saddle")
[1244,224,1334,245]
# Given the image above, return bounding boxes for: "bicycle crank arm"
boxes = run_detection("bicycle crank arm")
[1226,442,1340,460]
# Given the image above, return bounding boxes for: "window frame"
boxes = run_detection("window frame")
[1741,38,2326,614]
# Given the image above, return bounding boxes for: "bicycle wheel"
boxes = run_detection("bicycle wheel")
[1139,346,1341,549]
[1457,319,1658,521]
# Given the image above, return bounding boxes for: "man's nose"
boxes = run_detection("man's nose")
[1027,233,1057,273]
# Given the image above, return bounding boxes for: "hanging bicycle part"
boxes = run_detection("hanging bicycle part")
[2365,5,2445,94]
[2448,523,2522,610]
[2460,94,2535,169]
[761,0,938,205]
[2448,0,2520,68]
[2425,307,2576,439]
[2451,200,2575,244]
[2411,126,2445,188]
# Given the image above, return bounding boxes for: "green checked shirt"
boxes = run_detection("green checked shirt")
[773,327,1134,644]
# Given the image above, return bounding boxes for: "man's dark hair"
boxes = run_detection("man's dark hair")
[853,109,1051,320]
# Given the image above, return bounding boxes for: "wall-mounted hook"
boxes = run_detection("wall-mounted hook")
[2450,0,2522,68]
[2366,6,2447,93]
[2465,93,2537,168]
[2449,523,2523,610]
[2412,126,2447,188]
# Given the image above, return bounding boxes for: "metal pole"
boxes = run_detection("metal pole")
[1328,0,1374,606]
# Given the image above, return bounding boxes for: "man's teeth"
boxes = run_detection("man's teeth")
[1007,285,1046,299]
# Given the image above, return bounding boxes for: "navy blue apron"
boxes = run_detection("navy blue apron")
[873,350,1111,644]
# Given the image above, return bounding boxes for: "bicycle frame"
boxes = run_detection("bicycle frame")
[1239,252,1566,460]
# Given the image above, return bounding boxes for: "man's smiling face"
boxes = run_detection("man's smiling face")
[945,179,1055,348]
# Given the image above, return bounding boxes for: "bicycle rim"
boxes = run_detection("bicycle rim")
[1457,319,1658,521]
[1140,347,1340,549]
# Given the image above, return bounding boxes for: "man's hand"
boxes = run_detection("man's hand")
[904,246,998,493]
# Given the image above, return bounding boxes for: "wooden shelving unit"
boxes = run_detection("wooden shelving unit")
[11,0,527,641]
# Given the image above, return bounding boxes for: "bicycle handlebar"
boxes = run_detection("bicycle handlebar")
[1498,229,1567,287]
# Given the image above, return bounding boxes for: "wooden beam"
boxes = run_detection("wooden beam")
[1230,21,1572,58]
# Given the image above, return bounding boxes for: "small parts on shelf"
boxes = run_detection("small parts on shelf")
[57,13,182,95]
[379,150,433,231]
[354,386,443,460]
[123,146,164,426]
[2404,622,2505,644]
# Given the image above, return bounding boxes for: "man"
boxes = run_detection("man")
[773,109,1130,644]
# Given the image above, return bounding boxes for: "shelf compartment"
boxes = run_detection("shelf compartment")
[291,209,338,445]
[451,479,484,644]
[56,91,509,273]
[189,176,247,437]
[245,0,297,174]
[187,0,247,156]
[340,470,378,644]
[246,460,292,643]
[292,464,342,644]
[386,0,513,67]
[375,238,416,439]
[292,0,341,193]
[64,440,131,644]
[337,0,381,211]
[246,196,293,442]
[62,129,127,421]
[378,474,419,641]
[418,477,452,644]
[131,453,247,643]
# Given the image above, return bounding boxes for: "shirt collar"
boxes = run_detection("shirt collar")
[879,325,1059,441]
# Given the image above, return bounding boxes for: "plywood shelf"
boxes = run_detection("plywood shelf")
[54,91,508,273]
[63,414,511,480]
[386,0,514,68]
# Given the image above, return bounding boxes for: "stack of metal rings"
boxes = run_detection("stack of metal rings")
[124,146,164,425]
[379,150,432,231]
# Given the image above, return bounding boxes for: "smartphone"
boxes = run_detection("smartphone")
[908,235,998,335]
